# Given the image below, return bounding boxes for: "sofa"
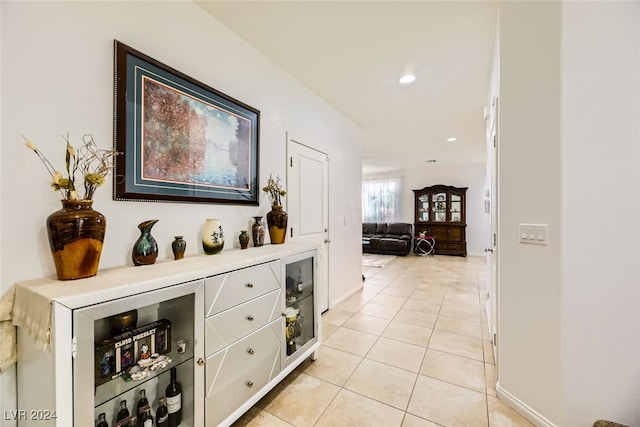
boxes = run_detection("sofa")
[362,222,413,256]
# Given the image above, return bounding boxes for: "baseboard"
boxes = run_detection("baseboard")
[328,283,363,309]
[496,382,558,427]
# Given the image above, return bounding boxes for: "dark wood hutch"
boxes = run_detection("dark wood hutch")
[413,185,467,256]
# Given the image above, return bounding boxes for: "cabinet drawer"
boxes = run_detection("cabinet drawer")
[205,260,281,317]
[448,227,464,242]
[205,289,281,355]
[205,321,282,426]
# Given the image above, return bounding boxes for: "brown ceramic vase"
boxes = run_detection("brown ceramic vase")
[266,205,288,244]
[46,199,106,280]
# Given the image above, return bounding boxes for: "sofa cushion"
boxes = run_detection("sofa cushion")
[362,222,378,237]
[376,223,387,235]
[380,238,410,252]
[368,237,382,249]
[385,223,413,238]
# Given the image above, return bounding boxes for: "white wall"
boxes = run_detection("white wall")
[497,2,563,425]
[497,2,640,426]
[561,2,640,425]
[0,2,363,424]
[364,163,487,256]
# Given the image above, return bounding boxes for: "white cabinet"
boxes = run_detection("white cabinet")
[14,243,319,427]
[204,251,320,426]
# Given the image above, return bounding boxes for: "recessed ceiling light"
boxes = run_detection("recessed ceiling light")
[447,137,457,142]
[398,74,416,84]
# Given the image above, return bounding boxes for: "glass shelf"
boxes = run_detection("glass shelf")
[95,343,193,408]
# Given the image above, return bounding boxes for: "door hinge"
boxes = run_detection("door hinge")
[493,333,497,346]
[72,336,77,359]
[290,228,293,238]
[290,157,293,167]
[493,134,497,148]
[493,233,497,246]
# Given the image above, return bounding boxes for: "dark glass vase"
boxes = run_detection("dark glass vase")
[252,216,265,247]
[266,205,288,244]
[46,199,106,280]
[132,219,159,266]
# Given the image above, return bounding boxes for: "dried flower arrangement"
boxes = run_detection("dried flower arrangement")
[24,133,118,201]
[262,174,287,207]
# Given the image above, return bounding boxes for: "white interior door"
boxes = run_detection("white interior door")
[488,96,499,362]
[286,134,330,313]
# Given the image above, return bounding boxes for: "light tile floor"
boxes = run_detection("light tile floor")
[233,254,534,427]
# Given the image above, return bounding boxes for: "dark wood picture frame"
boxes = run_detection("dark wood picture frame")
[113,40,260,205]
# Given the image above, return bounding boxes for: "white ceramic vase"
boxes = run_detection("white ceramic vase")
[201,218,224,255]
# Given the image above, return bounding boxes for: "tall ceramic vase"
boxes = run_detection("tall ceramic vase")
[202,218,224,254]
[132,219,159,266]
[252,216,265,247]
[46,199,106,280]
[266,205,288,244]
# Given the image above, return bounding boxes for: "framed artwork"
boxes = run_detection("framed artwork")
[113,40,260,204]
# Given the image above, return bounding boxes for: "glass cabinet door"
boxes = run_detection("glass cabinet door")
[432,192,447,222]
[450,194,462,223]
[73,279,204,427]
[283,253,316,364]
[417,194,429,222]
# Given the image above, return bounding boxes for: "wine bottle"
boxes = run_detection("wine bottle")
[296,274,303,293]
[165,367,182,427]
[97,412,109,427]
[141,409,154,427]
[116,400,131,427]
[136,389,149,427]
[155,398,168,427]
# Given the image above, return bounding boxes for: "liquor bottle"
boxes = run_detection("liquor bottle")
[165,367,182,427]
[141,409,154,427]
[296,274,303,293]
[136,389,149,427]
[155,398,168,427]
[116,400,131,427]
[97,412,109,427]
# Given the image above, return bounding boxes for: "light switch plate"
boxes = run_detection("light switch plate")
[519,223,548,245]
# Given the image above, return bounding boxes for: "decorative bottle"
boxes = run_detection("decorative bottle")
[136,389,149,427]
[296,274,303,294]
[201,218,224,255]
[251,216,265,247]
[116,400,131,427]
[171,236,186,260]
[132,219,159,266]
[97,412,109,427]
[239,230,250,249]
[141,409,154,427]
[155,398,168,427]
[165,367,182,427]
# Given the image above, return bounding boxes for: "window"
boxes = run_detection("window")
[362,178,400,223]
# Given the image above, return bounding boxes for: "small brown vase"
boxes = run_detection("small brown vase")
[239,230,250,249]
[266,205,288,244]
[46,199,106,280]
[171,235,186,260]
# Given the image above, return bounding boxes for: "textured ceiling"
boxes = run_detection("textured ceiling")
[196,1,498,174]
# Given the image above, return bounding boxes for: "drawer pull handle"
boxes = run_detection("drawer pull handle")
[247,315,254,321]
[247,348,255,355]
[246,380,254,388]
[197,358,205,367]
[246,282,254,288]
